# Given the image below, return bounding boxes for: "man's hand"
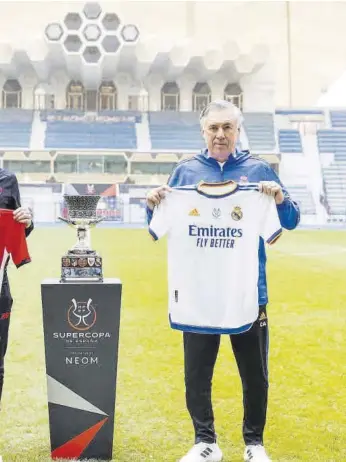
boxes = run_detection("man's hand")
[259,181,285,205]
[146,185,172,210]
[13,206,33,228]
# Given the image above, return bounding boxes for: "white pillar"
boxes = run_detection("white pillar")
[18,73,37,109]
[50,72,69,110]
[115,73,133,110]
[177,75,195,111]
[0,76,6,108]
[116,85,129,110]
[241,62,276,112]
[145,74,164,111]
[241,79,275,112]
[208,77,228,102]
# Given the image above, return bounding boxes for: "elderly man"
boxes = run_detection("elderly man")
[146,100,300,462]
[0,168,33,404]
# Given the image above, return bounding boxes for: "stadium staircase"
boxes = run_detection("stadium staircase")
[299,131,326,219]
[30,110,46,150]
[274,110,327,220]
[239,126,249,151]
[136,112,152,151]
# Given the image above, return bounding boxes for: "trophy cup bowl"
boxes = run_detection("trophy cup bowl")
[59,195,104,282]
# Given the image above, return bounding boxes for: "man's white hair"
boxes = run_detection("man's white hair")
[199,100,244,128]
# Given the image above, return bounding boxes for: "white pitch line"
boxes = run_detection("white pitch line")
[276,248,346,257]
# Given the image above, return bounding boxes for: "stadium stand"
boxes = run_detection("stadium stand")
[41,110,139,149]
[317,129,346,214]
[242,112,276,151]
[286,184,316,214]
[148,111,204,150]
[275,109,324,116]
[0,107,344,219]
[278,129,302,153]
[0,109,33,148]
[330,110,346,128]
[317,129,346,152]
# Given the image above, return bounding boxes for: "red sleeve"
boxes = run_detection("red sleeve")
[10,220,31,268]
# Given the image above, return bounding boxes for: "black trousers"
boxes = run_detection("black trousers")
[183,305,269,446]
[0,290,13,403]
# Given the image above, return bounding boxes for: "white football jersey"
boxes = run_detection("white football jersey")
[149,181,282,334]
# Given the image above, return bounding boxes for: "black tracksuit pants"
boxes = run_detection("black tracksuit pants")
[0,285,13,403]
[183,305,269,446]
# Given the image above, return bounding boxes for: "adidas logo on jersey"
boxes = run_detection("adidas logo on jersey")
[259,311,267,321]
[259,311,267,327]
[189,208,200,216]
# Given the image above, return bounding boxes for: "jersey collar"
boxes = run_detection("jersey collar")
[195,180,239,198]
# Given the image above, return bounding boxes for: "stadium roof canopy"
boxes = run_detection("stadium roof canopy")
[0,2,270,87]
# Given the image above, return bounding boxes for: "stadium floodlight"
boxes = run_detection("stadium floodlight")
[101,35,121,53]
[121,24,139,43]
[83,24,102,42]
[45,23,64,41]
[64,35,83,53]
[64,12,83,31]
[83,45,102,63]
[83,2,102,20]
[102,13,121,31]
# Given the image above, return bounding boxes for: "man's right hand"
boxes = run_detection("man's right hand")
[146,185,172,210]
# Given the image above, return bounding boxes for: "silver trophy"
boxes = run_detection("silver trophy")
[59,195,104,282]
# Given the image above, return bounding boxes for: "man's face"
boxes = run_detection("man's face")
[201,109,239,162]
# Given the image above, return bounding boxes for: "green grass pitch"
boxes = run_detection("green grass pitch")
[0,227,345,462]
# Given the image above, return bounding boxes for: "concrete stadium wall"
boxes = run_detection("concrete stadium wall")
[0,1,344,108]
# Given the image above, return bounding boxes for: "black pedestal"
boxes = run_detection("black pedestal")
[41,278,122,461]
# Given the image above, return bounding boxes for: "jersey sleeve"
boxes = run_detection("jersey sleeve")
[259,195,282,245]
[148,193,174,241]
[10,220,31,268]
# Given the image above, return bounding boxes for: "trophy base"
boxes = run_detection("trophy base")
[68,248,96,255]
[61,252,103,282]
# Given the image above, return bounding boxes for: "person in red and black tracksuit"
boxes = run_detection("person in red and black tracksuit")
[0,168,33,404]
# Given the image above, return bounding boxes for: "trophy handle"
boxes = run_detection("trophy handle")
[89,217,104,226]
[58,216,75,227]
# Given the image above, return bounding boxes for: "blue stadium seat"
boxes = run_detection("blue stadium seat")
[0,109,33,148]
[317,129,346,213]
[242,113,276,151]
[317,130,346,153]
[317,130,346,161]
[149,112,204,151]
[330,111,346,128]
[278,129,302,153]
[42,110,139,149]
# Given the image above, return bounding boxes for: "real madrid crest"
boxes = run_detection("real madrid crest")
[231,206,243,221]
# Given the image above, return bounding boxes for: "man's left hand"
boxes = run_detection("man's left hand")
[259,181,285,205]
[13,207,32,228]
